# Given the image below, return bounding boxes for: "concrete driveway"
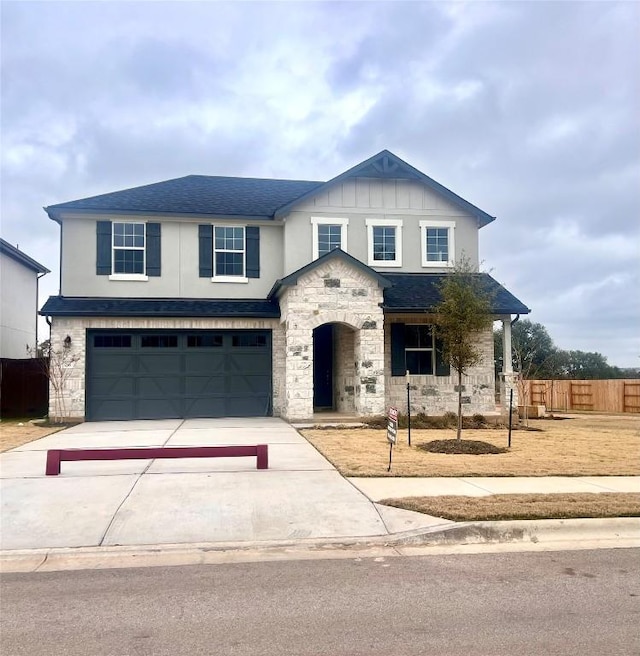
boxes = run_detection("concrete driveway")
[1,418,445,550]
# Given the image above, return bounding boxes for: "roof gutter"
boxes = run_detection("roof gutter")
[44,206,283,224]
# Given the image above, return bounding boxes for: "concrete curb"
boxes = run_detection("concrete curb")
[391,517,640,545]
[1,517,638,574]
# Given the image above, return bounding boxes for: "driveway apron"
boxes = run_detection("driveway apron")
[1,418,438,550]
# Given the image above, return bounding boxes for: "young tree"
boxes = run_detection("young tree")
[27,338,80,423]
[435,260,494,440]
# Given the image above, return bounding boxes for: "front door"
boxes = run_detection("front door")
[313,324,333,409]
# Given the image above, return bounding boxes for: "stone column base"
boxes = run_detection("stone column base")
[499,372,520,414]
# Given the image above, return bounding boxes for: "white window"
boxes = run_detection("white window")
[311,217,348,260]
[420,220,455,267]
[111,222,147,280]
[366,218,403,267]
[214,226,247,281]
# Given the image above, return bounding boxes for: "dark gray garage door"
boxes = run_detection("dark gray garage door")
[86,330,272,421]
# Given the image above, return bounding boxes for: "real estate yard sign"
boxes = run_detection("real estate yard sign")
[387,407,398,472]
[387,407,398,444]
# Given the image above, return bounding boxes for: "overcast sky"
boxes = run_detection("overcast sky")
[1,0,638,366]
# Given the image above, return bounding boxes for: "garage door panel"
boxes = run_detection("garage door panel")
[90,376,135,396]
[229,374,271,395]
[138,376,183,395]
[87,329,272,420]
[138,398,184,420]
[183,397,227,417]
[184,375,227,395]
[91,398,137,421]
[183,353,225,373]
[228,352,271,370]
[137,354,182,374]
[226,396,271,417]
[91,353,136,374]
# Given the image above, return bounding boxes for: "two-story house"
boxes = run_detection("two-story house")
[1,238,49,359]
[41,150,528,422]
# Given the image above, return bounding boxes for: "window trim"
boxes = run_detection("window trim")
[110,221,148,280]
[310,217,349,260]
[419,220,455,268]
[212,225,247,282]
[366,218,403,267]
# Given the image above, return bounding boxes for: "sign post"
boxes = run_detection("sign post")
[406,370,411,447]
[387,407,398,472]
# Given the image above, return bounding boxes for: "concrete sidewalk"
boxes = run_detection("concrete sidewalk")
[348,476,640,501]
[0,418,449,552]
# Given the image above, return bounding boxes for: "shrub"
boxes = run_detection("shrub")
[443,411,458,427]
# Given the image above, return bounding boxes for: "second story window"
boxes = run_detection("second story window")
[420,220,455,267]
[113,222,145,274]
[214,226,245,277]
[311,217,348,260]
[366,218,403,267]
[373,226,396,261]
[318,225,341,256]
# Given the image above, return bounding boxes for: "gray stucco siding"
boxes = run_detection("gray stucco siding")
[0,252,40,357]
[283,176,480,276]
[60,215,284,298]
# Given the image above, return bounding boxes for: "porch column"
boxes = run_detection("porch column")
[283,323,314,421]
[354,318,386,416]
[502,316,513,374]
[499,315,518,410]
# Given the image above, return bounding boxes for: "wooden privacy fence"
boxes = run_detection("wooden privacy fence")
[0,358,49,418]
[522,379,640,414]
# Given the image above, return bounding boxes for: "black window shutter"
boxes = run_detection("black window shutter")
[198,225,213,277]
[96,221,112,275]
[146,223,161,276]
[390,323,406,376]
[246,226,260,278]
[435,335,451,376]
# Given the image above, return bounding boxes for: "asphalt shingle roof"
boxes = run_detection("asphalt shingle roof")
[40,297,280,318]
[44,151,496,226]
[0,238,50,273]
[382,273,531,315]
[45,176,322,218]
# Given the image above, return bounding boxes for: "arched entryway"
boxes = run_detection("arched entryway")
[312,322,357,413]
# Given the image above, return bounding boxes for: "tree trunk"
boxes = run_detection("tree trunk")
[457,369,463,440]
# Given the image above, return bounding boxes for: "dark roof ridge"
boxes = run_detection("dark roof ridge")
[185,173,323,184]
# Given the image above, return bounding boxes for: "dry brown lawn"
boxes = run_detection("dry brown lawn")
[301,413,640,477]
[381,493,640,521]
[0,420,63,452]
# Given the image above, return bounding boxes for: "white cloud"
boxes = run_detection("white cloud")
[1,0,638,366]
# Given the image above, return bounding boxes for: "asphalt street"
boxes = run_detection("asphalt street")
[2,548,638,655]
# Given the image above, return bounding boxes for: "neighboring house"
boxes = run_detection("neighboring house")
[41,150,529,422]
[0,238,50,359]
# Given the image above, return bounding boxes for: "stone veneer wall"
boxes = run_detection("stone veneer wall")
[384,315,497,416]
[48,316,285,421]
[278,258,386,421]
[499,372,520,410]
[333,324,356,414]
